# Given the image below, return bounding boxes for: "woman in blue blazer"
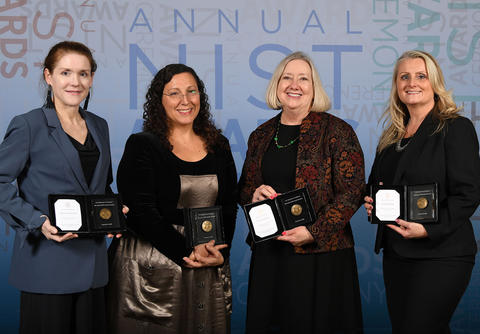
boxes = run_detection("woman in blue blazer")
[364,50,480,333]
[0,41,119,334]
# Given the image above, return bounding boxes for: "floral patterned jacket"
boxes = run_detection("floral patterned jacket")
[238,111,365,253]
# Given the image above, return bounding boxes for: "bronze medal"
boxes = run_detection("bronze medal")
[416,197,428,209]
[99,208,112,220]
[291,204,303,216]
[201,220,213,232]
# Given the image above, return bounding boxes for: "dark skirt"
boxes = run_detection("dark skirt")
[246,240,363,334]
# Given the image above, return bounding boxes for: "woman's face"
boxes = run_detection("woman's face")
[276,59,314,115]
[44,52,94,110]
[162,72,201,128]
[396,57,435,112]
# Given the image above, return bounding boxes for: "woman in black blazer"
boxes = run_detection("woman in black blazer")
[364,50,480,333]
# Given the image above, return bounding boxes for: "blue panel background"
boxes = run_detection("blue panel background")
[1,1,480,332]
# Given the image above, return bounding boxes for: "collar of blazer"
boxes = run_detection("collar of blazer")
[390,112,436,185]
[42,106,105,193]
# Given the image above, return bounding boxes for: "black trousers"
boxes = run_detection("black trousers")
[383,253,474,334]
[19,287,107,334]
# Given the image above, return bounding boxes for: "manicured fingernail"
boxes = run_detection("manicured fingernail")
[274,193,278,198]
[395,219,399,223]
[282,231,286,236]
[269,195,275,199]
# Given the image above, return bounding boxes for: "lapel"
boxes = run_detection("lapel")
[392,112,436,185]
[256,114,279,171]
[295,112,321,188]
[43,107,90,193]
[82,108,107,192]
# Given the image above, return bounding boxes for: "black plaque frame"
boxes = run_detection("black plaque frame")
[242,187,317,243]
[370,183,438,224]
[48,194,127,235]
[184,206,225,248]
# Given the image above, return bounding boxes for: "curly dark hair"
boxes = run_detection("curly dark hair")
[143,64,226,152]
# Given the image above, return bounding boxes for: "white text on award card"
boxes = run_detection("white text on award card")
[54,199,82,231]
[375,189,400,221]
[249,204,278,238]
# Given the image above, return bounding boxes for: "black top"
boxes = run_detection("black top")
[172,151,215,175]
[262,123,300,193]
[377,138,410,183]
[67,132,99,186]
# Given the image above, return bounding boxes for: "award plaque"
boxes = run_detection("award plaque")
[370,183,438,224]
[242,187,317,243]
[48,194,127,235]
[184,206,225,248]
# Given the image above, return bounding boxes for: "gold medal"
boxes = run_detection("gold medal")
[99,208,112,220]
[291,204,303,216]
[416,197,428,209]
[201,220,213,232]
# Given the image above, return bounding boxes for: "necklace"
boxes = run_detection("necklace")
[274,122,300,149]
[395,137,411,152]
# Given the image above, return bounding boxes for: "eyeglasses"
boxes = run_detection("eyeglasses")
[163,90,200,101]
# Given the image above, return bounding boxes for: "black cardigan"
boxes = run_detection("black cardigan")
[117,131,237,266]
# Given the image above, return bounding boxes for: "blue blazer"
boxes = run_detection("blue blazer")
[0,106,112,294]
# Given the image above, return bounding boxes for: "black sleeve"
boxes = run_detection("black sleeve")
[217,143,238,258]
[117,134,189,266]
[424,118,480,241]
[105,164,114,195]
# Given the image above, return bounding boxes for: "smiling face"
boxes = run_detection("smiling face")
[44,52,94,111]
[396,57,435,112]
[161,72,201,129]
[276,59,314,116]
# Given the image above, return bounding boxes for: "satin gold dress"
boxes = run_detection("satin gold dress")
[107,173,232,333]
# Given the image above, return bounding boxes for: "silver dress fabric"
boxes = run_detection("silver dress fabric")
[107,174,232,334]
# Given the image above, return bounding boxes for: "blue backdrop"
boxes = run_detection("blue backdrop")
[1,1,480,333]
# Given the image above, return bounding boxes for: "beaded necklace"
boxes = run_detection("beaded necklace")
[273,121,300,149]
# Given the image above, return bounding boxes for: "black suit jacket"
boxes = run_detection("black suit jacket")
[369,113,480,258]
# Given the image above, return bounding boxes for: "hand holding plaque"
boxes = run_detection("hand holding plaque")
[48,194,127,235]
[242,187,317,243]
[184,206,225,248]
[370,183,438,224]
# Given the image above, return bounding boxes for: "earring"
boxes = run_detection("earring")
[45,86,54,108]
[83,89,91,110]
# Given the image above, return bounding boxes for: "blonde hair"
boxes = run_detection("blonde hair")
[377,50,461,152]
[265,51,331,112]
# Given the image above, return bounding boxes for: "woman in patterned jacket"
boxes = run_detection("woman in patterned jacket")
[238,51,365,334]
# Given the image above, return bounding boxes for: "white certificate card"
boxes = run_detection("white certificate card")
[248,204,278,238]
[54,199,82,231]
[375,189,400,221]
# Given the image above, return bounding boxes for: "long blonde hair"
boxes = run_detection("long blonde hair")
[377,50,461,152]
[265,51,331,112]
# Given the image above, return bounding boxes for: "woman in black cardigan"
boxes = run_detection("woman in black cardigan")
[106,64,237,334]
[364,50,480,333]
